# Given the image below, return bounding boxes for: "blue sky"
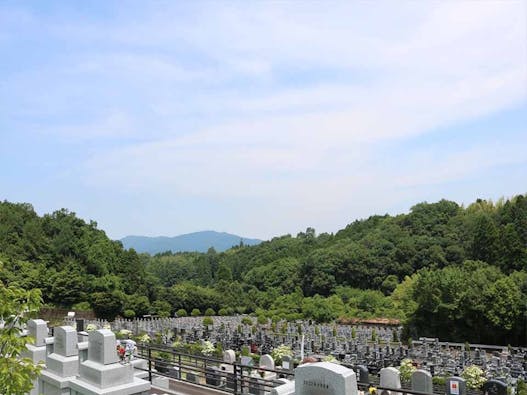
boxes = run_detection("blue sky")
[1,1,526,240]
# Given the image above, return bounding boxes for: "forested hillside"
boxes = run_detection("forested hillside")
[1,196,526,345]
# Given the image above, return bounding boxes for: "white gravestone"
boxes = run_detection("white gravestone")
[260,354,275,370]
[223,349,236,363]
[295,361,358,395]
[380,367,401,395]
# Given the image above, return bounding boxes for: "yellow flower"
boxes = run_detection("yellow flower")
[369,386,377,394]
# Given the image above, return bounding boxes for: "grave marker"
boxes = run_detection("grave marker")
[295,362,358,395]
[411,369,433,394]
[446,376,466,395]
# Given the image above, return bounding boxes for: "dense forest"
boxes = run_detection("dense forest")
[0,195,526,345]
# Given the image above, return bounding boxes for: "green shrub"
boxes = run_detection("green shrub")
[215,342,223,358]
[241,345,250,356]
[123,309,135,319]
[203,316,213,326]
[191,308,201,317]
[241,317,253,325]
[205,308,216,316]
[176,309,188,317]
[516,379,527,395]
[218,308,229,316]
[189,342,202,355]
[72,301,91,311]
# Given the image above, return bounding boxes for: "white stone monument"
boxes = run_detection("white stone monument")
[295,361,358,395]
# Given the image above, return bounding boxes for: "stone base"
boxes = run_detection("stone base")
[39,370,74,395]
[46,353,79,377]
[79,360,134,389]
[24,344,47,364]
[69,376,150,395]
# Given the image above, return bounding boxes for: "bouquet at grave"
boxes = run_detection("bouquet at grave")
[117,344,126,361]
[86,323,97,332]
[461,365,486,389]
[271,344,293,365]
[398,358,416,382]
[201,340,215,356]
[138,333,151,343]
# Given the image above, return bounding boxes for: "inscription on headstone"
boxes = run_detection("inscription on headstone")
[295,361,358,395]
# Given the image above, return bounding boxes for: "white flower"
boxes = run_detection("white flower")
[461,365,486,389]
[271,345,293,364]
[399,358,416,381]
[86,324,97,332]
[201,340,215,356]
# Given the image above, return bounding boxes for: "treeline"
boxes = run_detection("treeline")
[0,195,526,345]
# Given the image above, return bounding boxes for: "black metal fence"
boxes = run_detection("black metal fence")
[137,343,295,394]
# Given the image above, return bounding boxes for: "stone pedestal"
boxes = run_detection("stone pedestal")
[69,329,150,395]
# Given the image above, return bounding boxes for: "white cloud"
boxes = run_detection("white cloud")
[3,1,526,238]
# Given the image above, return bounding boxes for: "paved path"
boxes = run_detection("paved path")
[150,379,230,395]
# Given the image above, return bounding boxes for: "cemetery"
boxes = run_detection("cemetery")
[15,314,524,395]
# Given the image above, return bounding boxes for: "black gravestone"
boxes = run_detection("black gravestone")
[483,380,507,395]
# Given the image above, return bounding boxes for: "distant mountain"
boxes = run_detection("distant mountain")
[120,231,262,254]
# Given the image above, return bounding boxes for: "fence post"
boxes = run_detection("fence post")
[148,346,152,382]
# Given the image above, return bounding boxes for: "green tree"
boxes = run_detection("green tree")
[125,294,150,317]
[90,291,124,321]
[470,213,499,264]
[151,300,172,317]
[0,274,43,394]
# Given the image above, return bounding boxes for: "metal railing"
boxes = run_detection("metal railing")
[137,343,295,394]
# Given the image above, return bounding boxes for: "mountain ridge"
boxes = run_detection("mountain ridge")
[120,230,262,254]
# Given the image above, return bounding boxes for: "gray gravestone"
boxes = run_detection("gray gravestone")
[446,376,466,395]
[282,355,293,370]
[87,329,119,365]
[411,369,433,394]
[53,326,78,357]
[295,361,358,395]
[355,365,369,384]
[28,319,48,347]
